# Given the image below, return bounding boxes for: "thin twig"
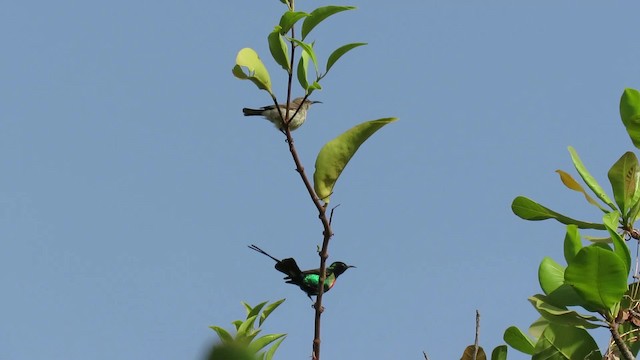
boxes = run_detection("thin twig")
[473,310,480,360]
[329,204,340,225]
[422,351,430,360]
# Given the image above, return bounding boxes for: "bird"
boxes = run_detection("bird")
[242,97,321,131]
[248,244,354,300]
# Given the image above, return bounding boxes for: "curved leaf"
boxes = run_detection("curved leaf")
[248,333,286,353]
[608,152,639,217]
[538,257,564,295]
[301,6,356,40]
[290,39,319,75]
[528,317,549,339]
[564,246,627,312]
[268,27,290,72]
[297,49,310,90]
[210,326,233,344]
[279,11,309,34]
[264,337,286,360]
[326,42,367,73]
[603,211,631,274]
[314,118,398,202]
[490,345,507,360]
[563,225,581,264]
[555,170,606,211]
[233,48,272,93]
[246,301,268,320]
[259,298,286,326]
[568,146,617,211]
[528,294,602,329]
[236,315,259,338]
[511,196,606,229]
[620,88,640,149]
[503,326,535,355]
[533,323,601,360]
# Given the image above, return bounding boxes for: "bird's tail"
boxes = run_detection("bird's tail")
[275,258,303,280]
[248,244,280,262]
[242,108,263,116]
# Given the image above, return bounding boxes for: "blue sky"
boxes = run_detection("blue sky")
[3,1,640,359]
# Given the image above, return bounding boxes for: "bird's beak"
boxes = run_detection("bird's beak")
[312,100,322,104]
[348,265,356,268]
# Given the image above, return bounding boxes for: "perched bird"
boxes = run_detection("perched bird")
[242,97,321,131]
[248,244,354,300]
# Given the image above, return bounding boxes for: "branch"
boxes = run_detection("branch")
[609,322,635,360]
[473,310,480,360]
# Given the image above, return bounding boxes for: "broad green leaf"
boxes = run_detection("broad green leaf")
[268,27,290,72]
[620,88,640,149]
[259,299,286,326]
[301,6,356,40]
[564,246,627,313]
[264,337,286,360]
[232,320,243,330]
[236,315,259,338]
[290,39,319,75]
[538,257,564,295]
[248,333,286,353]
[532,323,601,360]
[297,49,310,90]
[563,225,581,264]
[528,317,549,339]
[555,170,606,211]
[314,118,398,202]
[545,284,590,309]
[568,146,617,211]
[233,48,272,93]
[511,196,606,230]
[608,152,639,217]
[210,326,233,343]
[528,294,602,329]
[460,345,487,360]
[279,11,309,34]
[503,326,535,355]
[490,345,507,360]
[602,211,631,274]
[326,42,367,73]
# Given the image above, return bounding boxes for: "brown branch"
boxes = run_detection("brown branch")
[609,322,634,360]
[473,310,480,360]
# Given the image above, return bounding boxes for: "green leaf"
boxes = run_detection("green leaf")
[532,323,601,360]
[568,146,617,211]
[268,27,290,72]
[290,39,319,75]
[297,49,310,90]
[279,11,309,34]
[608,152,639,217]
[603,211,631,274]
[528,294,602,329]
[232,320,243,330]
[248,333,286,354]
[246,301,268,320]
[326,42,367,73]
[511,196,606,230]
[264,337,286,360]
[490,345,507,360]
[538,257,565,296]
[313,118,398,203]
[563,225,581,264]
[236,315,259,338]
[555,170,606,211]
[233,48,272,93]
[210,326,233,343]
[528,317,549,339]
[503,326,535,355]
[564,246,627,313]
[207,343,258,360]
[620,88,640,149]
[460,345,487,360]
[545,284,590,309]
[301,6,356,40]
[260,299,285,326]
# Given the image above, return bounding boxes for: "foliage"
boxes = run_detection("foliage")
[208,300,286,360]
[505,88,640,359]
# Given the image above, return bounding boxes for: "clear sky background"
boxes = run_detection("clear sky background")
[3,1,640,359]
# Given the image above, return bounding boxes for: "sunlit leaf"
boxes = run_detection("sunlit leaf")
[608,152,639,217]
[326,42,367,73]
[279,11,309,34]
[564,246,627,313]
[511,196,605,229]
[538,257,564,296]
[297,49,310,90]
[290,39,319,75]
[602,211,631,274]
[268,27,290,72]
[248,333,286,353]
[259,299,286,326]
[460,345,487,360]
[210,326,233,343]
[528,294,602,329]
[620,88,640,149]
[490,345,507,360]
[301,6,356,40]
[533,323,601,360]
[568,146,617,211]
[314,118,398,203]
[503,326,535,355]
[563,225,581,264]
[264,337,286,360]
[233,48,272,93]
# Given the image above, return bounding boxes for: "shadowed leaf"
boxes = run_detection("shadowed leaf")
[620,88,640,149]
